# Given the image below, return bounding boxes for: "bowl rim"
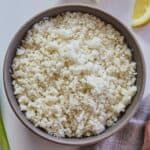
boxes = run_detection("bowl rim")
[3,4,146,146]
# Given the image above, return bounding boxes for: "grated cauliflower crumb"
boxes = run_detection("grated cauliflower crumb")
[11,12,137,138]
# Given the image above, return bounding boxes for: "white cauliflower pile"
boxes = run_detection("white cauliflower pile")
[11,12,137,137]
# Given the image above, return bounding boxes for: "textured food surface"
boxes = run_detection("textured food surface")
[11,12,137,137]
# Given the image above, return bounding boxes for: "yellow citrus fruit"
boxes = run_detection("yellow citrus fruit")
[132,0,150,27]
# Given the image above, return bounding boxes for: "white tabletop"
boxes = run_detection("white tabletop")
[0,0,150,150]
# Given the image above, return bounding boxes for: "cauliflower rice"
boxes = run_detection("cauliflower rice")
[11,12,137,137]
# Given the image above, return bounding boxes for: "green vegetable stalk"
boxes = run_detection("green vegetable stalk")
[0,110,10,150]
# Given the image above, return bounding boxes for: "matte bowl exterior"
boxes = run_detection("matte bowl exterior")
[3,4,145,146]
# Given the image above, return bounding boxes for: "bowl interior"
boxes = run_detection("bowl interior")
[3,5,145,146]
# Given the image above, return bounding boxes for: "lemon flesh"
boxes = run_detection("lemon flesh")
[132,0,150,27]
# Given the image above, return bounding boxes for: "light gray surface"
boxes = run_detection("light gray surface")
[0,0,150,150]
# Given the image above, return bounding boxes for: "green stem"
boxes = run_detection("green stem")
[0,111,10,150]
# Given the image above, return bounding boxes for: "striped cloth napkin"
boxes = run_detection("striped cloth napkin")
[80,94,150,150]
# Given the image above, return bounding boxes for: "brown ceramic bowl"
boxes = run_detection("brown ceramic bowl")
[3,4,145,146]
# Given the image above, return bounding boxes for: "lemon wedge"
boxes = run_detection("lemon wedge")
[132,0,150,27]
